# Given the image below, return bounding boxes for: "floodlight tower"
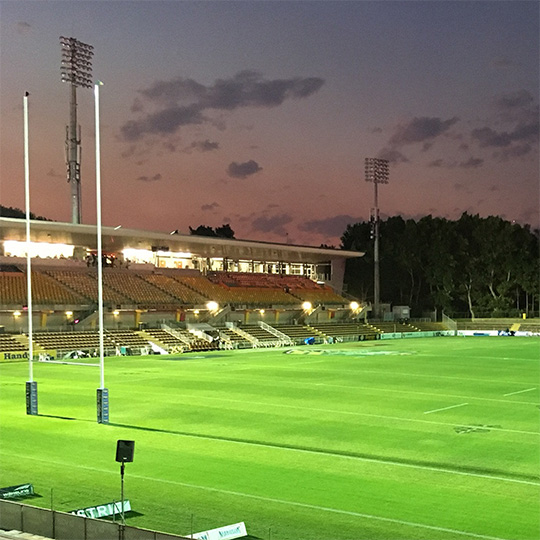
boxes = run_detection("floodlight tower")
[365,158,389,320]
[60,36,94,224]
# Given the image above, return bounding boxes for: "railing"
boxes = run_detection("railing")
[259,321,294,346]
[226,324,259,347]
[0,498,188,540]
[442,313,457,332]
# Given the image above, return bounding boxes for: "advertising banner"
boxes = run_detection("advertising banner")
[0,483,34,499]
[190,521,247,540]
[69,499,131,519]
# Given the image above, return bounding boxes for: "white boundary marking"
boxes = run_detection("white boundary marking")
[503,387,537,397]
[0,453,518,540]
[424,403,469,415]
[39,359,99,367]
[163,393,539,436]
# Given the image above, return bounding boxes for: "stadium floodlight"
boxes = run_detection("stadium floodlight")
[206,301,219,312]
[302,301,312,312]
[365,158,389,320]
[60,36,94,224]
[350,301,360,311]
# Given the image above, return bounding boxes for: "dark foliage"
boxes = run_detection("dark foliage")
[341,213,539,318]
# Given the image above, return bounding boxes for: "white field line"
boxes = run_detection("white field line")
[39,360,100,367]
[503,387,537,397]
[424,403,469,415]
[0,452,524,540]
[206,371,540,406]
[278,363,535,387]
[163,393,540,436]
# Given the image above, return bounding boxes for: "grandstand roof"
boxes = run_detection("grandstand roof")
[0,217,363,264]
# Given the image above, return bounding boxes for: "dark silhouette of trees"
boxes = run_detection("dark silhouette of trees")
[189,223,235,238]
[0,205,51,221]
[342,213,539,318]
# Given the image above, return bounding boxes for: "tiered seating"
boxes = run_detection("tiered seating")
[274,325,320,340]
[210,273,349,305]
[309,322,379,340]
[0,271,86,306]
[219,327,250,344]
[143,328,189,348]
[289,288,347,304]
[370,322,415,333]
[174,275,229,303]
[47,270,128,305]
[102,271,178,307]
[407,321,448,332]
[240,325,280,342]
[0,334,27,352]
[141,274,206,304]
[107,330,150,348]
[32,331,116,352]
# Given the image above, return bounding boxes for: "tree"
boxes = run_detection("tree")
[189,224,235,238]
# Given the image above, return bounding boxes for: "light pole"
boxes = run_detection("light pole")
[365,158,389,320]
[60,36,94,224]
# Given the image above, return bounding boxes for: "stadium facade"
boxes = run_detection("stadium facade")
[0,217,364,334]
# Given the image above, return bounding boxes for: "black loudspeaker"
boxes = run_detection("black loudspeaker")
[116,440,135,462]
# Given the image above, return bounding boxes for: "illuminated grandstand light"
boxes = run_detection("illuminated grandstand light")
[350,301,360,311]
[193,309,200,315]
[4,240,74,259]
[13,311,21,318]
[65,311,73,317]
[259,309,265,315]
[206,301,219,312]
[302,301,312,311]
[113,310,120,316]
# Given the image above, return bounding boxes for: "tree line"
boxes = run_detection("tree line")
[341,213,539,319]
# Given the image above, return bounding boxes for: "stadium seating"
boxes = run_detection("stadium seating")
[0,271,86,306]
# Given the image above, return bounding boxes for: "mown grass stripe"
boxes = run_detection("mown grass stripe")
[0,452,517,540]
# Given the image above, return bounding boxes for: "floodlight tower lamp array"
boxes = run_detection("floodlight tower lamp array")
[365,158,390,320]
[60,36,94,225]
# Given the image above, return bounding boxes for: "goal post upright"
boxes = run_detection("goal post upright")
[94,80,109,424]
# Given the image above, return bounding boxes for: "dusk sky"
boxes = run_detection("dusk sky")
[1,1,538,247]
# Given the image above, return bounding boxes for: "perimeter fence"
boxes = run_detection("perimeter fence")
[0,499,189,540]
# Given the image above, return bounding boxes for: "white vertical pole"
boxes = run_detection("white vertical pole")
[94,82,105,389]
[23,92,34,380]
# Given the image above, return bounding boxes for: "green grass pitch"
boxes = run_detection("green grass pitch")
[1,336,539,540]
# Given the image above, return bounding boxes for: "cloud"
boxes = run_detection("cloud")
[299,215,358,237]
[388,116,459,148]
[16,21,31,34]
[201,202,220,211]
[428,159,444,168]
[121,70,324,142]
[493,144,533,161]
[494,90,534,111]
[471,121,539,148]
[186,139,220,153]
[251,213,293,235]
[136,173,162,182]
[378,116,459,164]
[491,56,519,69]
[377,148,409,164]
[227,160,262,179]
[458,157,483,169]
[121,104,205,142]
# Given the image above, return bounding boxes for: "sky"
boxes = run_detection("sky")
[0,0,538,247]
